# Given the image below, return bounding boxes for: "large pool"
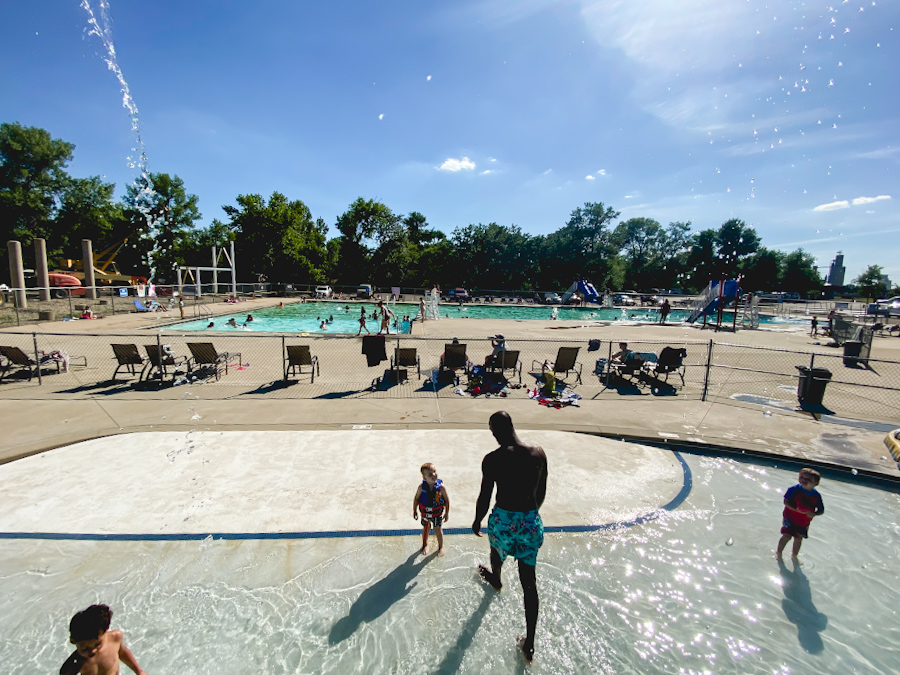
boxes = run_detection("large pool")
[1,432,898,674]
[168,301,804,333]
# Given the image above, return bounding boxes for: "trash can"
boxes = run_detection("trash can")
[843,340,863,366]
[796,366,832,406]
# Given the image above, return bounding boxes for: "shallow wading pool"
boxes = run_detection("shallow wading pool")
[0,431,897,674]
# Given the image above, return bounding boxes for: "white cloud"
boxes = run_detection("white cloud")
[852,195,891,206]
[488,157,497,162]
[597,169,606,176]
[813,200,850,212]
[378,114,384,120]
[438,157,476,172]
[426,75,432,81]
[481,170,492,175]
[585,175,595,180]
[542,168,553,175]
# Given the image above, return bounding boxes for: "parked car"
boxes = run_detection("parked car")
[315,285,333,299]
[447,288,470,302]
[877,296,900,308]
[544,292,562,304]
[614,293,636,306]
[356,284,373,299]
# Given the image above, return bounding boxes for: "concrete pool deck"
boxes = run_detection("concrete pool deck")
[1,296,898,480]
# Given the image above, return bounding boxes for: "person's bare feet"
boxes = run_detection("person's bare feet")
[478,564,502,590]
[419,546,427,555]
[438,548,445,557]
[517,635,534,663]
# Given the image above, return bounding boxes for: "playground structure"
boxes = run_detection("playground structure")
[176,242,237,298]
[561,280,601,305]
[687,278,742,330]
[51,234,147,292]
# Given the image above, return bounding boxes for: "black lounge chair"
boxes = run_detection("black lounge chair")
[440,342,470,382]
[391,347,421,380]
[284,344,319,382]
[532,346,582,384]
[142,344,189,382]
[486,349,522,383]
[0,345,59,382]
[646,346,687,386]
[187,342,242,380]
[111,343,147,382]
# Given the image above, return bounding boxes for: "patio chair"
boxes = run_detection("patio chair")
[532,346,582,384]
[0,345,59,382]
[486,349,522,383]
[646,346,687,386]
[284,344,319,382]
[440,342,470,381]
[142,344,189,382]
[187,342,242,380]
[607,351,649,384]
[391,347,421,380]
[133,299,152,312]
[110,343,147,382]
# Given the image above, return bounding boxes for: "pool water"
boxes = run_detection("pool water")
[2,452,898,674]
[168,302,804,333]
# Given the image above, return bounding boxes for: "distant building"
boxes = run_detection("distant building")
[879,274,891,290]
[825,252,845,287]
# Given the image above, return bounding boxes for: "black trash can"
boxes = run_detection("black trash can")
[796,366,832,406]
[843,340,862,366]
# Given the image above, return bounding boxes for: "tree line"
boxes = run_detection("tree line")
[2,121,883,296]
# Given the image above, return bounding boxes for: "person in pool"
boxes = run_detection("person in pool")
[246,314,254,322]
[225,318,238,328]
[777,468,825,559]
[473,411,547,663]
[60,604,146,675]
[206,321,214,329]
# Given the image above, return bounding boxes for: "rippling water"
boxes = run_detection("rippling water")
[2,453,898,673]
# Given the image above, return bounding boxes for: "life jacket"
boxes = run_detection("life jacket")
[418,479,445,519]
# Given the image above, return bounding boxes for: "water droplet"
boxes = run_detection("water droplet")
[726,538,734,546]
[763,410,772,417]
[851,468,858,475]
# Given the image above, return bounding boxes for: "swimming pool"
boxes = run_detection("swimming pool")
[1,431,897,674]
[167,301,804,333]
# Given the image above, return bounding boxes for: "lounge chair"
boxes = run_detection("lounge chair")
[440,342,470,381]
[0,345,59,382]
[284,344,319,382]
[142,344,188,382]
[646,347,687,386]
[532,346,582,384]
[486,349,522,383]
[391,347,421,380]
[187,342,242,380]
[133,299,152,312]
[110,343,147,382]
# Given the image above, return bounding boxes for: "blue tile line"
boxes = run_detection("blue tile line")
[0,452,691,542]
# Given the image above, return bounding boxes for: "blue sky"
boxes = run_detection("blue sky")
[2,0,897,283]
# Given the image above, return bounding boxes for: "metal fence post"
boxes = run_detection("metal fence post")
[809,353,815,370]
[701,339,714,401]
[13,291,20,326]
[67,289,73,319]
[33,332,42,385]
[282,335,286,380]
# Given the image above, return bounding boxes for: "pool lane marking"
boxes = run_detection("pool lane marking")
[0,452,691,542]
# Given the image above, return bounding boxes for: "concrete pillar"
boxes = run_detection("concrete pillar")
[7,240,27,308]
[230,240,237,298]
[34,238,51,301]
[212,245,218,295]
[81,239,97,300]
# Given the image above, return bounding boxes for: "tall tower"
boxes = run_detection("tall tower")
[826,252,845,286]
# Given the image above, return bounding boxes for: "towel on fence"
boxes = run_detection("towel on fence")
[362,335,387,367]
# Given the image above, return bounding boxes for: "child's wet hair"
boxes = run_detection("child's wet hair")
[69,604,112,642]
[420,462,436,474]
[799,467,821,484]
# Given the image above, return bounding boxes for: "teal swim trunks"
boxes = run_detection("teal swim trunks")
[487,507,544,566]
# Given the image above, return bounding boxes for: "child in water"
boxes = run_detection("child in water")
[413,462,450,556]
[60,604,146,675]
[777,468,825,558]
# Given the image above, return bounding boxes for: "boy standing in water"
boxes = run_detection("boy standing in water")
[413,462,450,556]
[60,604,147,675]
[777,468,825,558]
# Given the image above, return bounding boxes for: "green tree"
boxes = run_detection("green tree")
[223,192,326,282]
[0,122,75,252]
[178,218,236,265]
[781,249,822,297]
[613,217,663,290]
[854,264,888,302]
[333,198,397,284]
[544,202,621,290]
[54,176,122,258]
[715,218,760,277]
[684,229,717,290]
[740,248,783,293]
[123,173,202,282]
[451,223,534,291]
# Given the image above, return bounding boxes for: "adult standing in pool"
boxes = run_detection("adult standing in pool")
[659,298,671,324]
[473,411,548,663]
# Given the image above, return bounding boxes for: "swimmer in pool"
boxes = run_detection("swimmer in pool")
[60,604,146,675]
[226,318,238,328]
[206,322,214,329]
[320,321,327,330]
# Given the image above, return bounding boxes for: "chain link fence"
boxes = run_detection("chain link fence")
[1,330,897,424]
